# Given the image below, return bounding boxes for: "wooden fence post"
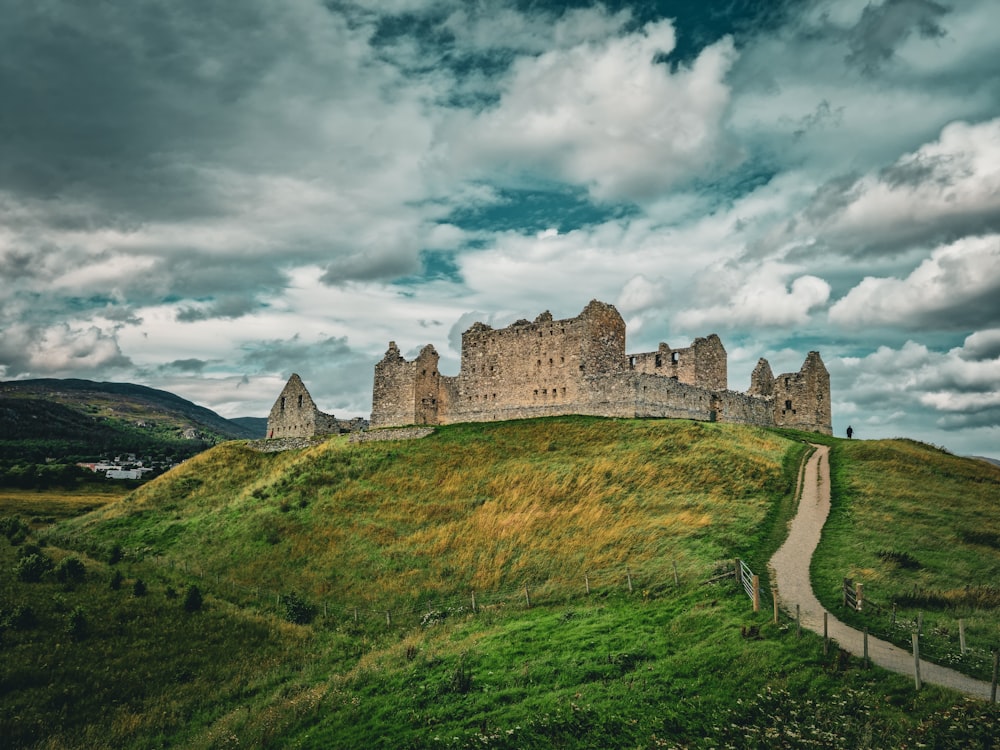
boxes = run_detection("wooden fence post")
[856,582,863,612]
[471,590,477,613]
[735,559,742,588]
[959,619,966,654]
[386,610,392,626]
[891,602,896,626]
[992,650,998,704]
[772,589,778,625]
[752,575,760,613]
[353,607,358,624]
[917,611,923,635]
[626,568,633,594]
[585,574,590,595]
[672,561,679,587]
[823,612,829,655]
[524,584,531,608]
[913,633,922,691]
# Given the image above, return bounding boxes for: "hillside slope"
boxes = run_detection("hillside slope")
[6,418,1000,748]
[56,417,802,608]
[0,378,258,465]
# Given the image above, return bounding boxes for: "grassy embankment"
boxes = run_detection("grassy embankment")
[2,417,998,748]
[810,437,1000,681]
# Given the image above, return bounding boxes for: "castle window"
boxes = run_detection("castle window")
[534,389,538,396]
[560,357,564,364]
[629,356,636,368]
[549,358,553,365]
[542,388,547,394]
[297,395,303,408]
[537,359,542,367]
[785,400,792,410]
[280,397,285,412]
[655,355,662,367]
[672,352,679,364]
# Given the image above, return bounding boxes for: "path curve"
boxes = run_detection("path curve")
[768,444,993,700]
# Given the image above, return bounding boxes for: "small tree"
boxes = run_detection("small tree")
[108,544,123,565]
[55,557,86,585]
[66,607,87,640]
[183,585,203,612]
[283,591,317,625]
[109,570,124,590]
[132,578,147,597]
[15,553,52,583]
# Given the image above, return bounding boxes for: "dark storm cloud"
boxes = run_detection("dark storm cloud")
[159,359,209,374]
[238,335,356,374]
[937,408,1000,430]
[845,0,949,74]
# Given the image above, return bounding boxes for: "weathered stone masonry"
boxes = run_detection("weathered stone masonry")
[371,300,832,435]
[265,373,366,439]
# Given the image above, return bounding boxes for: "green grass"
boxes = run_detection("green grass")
[812,438,1000,680]
[2,418,1000,748]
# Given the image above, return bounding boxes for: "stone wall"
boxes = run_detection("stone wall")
[266,373,367,438]
[367,299,833,435]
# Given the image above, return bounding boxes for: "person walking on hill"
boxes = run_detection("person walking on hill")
[846,425,854,439]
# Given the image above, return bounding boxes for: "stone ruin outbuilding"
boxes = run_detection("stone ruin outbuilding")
[265,373,366,439]
[370,300,832,434]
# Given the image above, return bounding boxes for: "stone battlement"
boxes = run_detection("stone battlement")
[370,300,831,434]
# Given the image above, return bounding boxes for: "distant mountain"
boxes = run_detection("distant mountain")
[229,416,269,439]
[972,455,1000,468]
[0,378,258,465]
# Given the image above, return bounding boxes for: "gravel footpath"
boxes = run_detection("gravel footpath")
[768,444,994,700]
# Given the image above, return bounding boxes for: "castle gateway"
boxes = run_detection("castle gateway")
[371,300,832,434]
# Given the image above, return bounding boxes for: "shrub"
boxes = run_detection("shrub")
[165,585,178,599]
[55,556,86,585]
[283,591,317,625]
[108,544,123,565]
[0,516,28,545]
[183,585,203,612]
[66,607,87,640]
[15,553,53,583]
[133,578,147,597]
[109,570,124,590]
[7,604,38,630]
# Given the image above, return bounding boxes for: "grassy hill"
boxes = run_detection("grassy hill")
[0,379,261,484]
[2,417,999,748]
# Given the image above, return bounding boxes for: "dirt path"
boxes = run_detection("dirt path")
[768,444,994,700]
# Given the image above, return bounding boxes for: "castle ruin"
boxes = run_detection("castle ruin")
[265,373,366,439]
[370,300,832,434]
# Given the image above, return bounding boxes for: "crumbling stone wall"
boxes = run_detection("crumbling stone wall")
[266,373,365,438]
[771,352,832,434]
[368,300,832,435]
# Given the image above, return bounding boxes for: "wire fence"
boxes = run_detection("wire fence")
[42,534,746,630]
[839,576,999,683]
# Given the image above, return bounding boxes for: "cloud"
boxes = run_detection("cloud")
[756,117,1000,261]
[833,335,1000,437]
[846,0,949,74]
[442,21,738,202]
[829,234,1000,330]
[0,322,131,378]
[675,262,831,330]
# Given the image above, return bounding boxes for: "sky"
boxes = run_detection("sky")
[1,0,999,458]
